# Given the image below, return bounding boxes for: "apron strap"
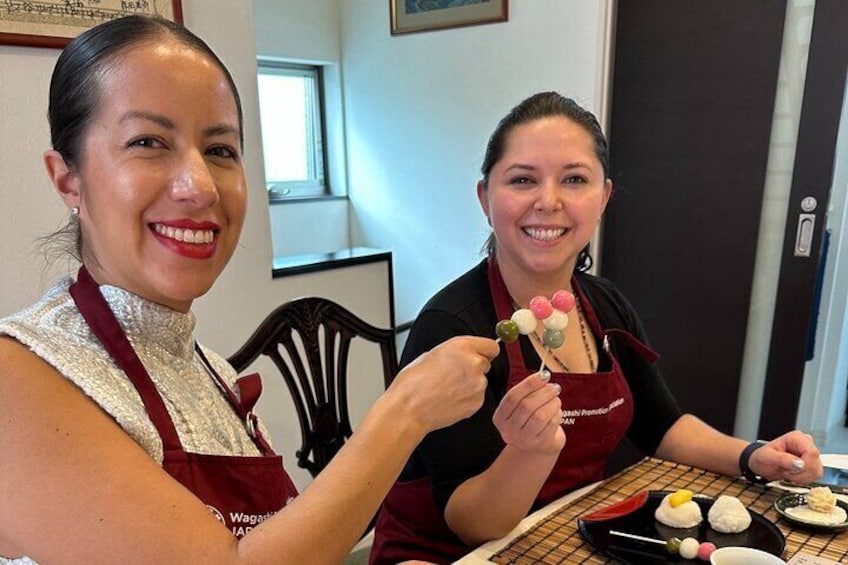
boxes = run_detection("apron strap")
[195,347,276,456]
[70,266,277,456]
[487,258,527,380]
[69,266,183,452]
[571,277,604,338]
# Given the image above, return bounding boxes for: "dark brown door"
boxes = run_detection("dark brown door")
[602,1,786,434]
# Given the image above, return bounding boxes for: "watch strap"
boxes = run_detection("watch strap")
[739,440,768,484]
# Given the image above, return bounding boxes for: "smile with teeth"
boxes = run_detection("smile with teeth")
[152,223,215,244]
[524,227,566,242]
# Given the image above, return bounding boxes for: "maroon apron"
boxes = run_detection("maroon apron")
[69,266,298,538]
[370,260,656,565]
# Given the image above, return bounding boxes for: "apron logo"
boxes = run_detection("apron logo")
[207,505,226,524]
[561,397,626,426]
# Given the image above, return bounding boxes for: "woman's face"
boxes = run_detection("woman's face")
[49,40,246,312]
[478,116,611,281]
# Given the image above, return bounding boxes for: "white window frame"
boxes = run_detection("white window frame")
[257,61,328,200]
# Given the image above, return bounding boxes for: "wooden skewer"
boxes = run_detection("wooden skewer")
[609,530,666,546]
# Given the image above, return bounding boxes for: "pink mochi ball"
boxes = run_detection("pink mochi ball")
[529,296,553,320]
[551,289,576,313]
[697,542,716,561]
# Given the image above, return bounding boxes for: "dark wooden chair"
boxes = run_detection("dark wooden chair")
[228,297,398,479]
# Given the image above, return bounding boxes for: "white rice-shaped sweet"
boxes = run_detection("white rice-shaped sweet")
[654,493,703,528]
[707,495,752,533]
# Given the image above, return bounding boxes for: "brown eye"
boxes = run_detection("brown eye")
[128,137,164,149]
[208,145,239,160]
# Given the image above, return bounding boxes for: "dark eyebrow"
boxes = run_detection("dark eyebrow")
[119,111,239,140]
[119,110,175,129]
[203,124,241,140]
[503,164,536,173]
[503,162,592,173]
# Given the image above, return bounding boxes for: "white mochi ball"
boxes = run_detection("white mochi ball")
[707,495,752,533]
[542,309,569,331]
[511,309,537,335]
[654,493,703,529]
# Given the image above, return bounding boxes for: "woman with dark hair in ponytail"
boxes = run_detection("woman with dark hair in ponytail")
[370,92,823,565]
[0,15,498,564]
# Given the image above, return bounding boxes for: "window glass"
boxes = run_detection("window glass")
[257,62,326,199]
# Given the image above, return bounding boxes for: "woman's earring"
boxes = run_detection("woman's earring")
[71,206,80,216]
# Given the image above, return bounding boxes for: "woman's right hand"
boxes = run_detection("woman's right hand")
[493,372,565,455]
[388,335,499,433]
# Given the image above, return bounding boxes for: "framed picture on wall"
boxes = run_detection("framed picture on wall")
[391,0,508,35]
[0,1,183,49]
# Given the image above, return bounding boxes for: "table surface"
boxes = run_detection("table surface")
[455,457,848,564]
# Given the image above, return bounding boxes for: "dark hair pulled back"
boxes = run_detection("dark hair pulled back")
[480,92,610,272]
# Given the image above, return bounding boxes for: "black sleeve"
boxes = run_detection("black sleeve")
[400,308,507,512]
[601,284,683,455]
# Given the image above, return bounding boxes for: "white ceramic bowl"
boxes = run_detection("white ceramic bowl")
[710,546,787,565]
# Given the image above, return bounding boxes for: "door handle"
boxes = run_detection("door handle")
[794,213,815,257]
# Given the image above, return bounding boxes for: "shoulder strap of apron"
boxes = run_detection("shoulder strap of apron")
[195,346,275,455]
[69,266,183,452]
[486,258,526,368]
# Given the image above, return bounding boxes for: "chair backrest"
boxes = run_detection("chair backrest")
[228,297,398,478]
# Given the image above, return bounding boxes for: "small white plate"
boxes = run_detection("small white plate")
[773,493,848,531]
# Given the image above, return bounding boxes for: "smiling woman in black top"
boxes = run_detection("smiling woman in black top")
[370,92,823,565]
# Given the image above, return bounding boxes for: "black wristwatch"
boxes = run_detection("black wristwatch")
[739,440,768,484]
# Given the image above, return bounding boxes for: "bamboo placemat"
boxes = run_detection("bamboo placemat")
[491,458,848,564]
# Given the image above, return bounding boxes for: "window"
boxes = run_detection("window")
[257,62,327,200]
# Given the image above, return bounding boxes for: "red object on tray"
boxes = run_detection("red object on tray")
[580,490,650,522]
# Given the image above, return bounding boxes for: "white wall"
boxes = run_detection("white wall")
[254,0,340,62]
[339,0,612,325]
[255,0,351,258]
[0,46,69,315]
[0,0,391,492]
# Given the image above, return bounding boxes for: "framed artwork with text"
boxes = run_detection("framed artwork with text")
[390,0,507,35]
[0,1,183,49]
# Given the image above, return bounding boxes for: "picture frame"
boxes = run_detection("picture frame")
[0,1,183,49]
[390,0,507,35]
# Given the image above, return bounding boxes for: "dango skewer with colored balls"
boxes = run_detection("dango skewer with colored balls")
[609,531,715,561]
[495,290,576,375]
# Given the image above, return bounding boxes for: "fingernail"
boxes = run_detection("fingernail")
[553,383,562,395]
[539,370,551,382]
[791,459,805,471]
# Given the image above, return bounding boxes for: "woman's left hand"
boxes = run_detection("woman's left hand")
[750,430,823,484]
